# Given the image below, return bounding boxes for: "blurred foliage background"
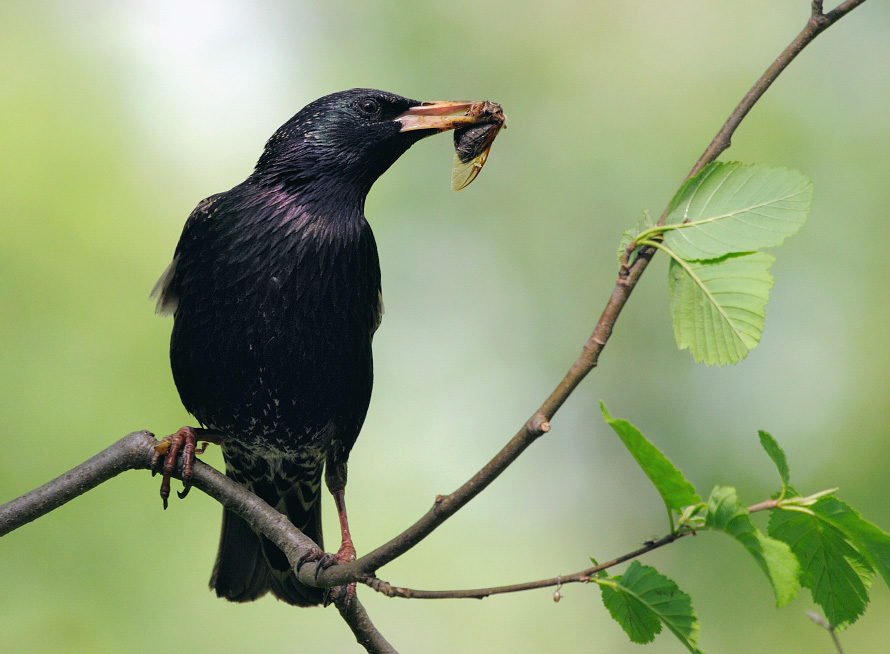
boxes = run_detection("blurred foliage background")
[2,1,889,652]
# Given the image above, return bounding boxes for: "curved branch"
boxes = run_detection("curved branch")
[0,432,395,651]
[319,0,868,588]
[365,532,688,600]
[361,496,783,601]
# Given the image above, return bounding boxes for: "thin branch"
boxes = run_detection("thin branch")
[687,0,868,184]
[364,532,688,600]
[336,594,399,654]
[807,612,846,654]
[319,0,868,590]
[361,495,783,601]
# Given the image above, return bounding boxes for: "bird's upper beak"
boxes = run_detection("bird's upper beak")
[397,100,504,133]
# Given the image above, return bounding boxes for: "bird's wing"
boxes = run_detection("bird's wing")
[150,193,223,316]
[373,290,385,334]
[150,256,179,316]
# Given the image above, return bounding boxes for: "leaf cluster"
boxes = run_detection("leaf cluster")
[595,405,890,653]
[622,162,813,365]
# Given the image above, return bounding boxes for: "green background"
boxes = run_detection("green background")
[2,1,888,652]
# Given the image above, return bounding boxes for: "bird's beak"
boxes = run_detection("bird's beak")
[397,100,502,133]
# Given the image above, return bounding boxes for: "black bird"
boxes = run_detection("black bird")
[151,88,500,605]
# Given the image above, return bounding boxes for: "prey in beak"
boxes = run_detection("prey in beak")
[398,100,506,190]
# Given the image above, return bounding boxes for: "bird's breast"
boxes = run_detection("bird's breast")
[169,204,381,445]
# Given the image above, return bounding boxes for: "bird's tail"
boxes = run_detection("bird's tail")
[209,463,325,606]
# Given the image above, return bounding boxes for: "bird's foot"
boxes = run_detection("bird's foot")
[296,546,338,572]
[334,540,357,565]
[325,582,357,608]
[151,426,226,509]
[296,543,357,607]
[330,539,357,605]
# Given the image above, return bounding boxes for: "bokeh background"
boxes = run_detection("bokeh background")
[2,1,889,652]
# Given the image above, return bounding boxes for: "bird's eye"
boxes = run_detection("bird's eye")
[359,98,380,115]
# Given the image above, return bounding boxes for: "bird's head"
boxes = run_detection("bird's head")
[255,88,500,191]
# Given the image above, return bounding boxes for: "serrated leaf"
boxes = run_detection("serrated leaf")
[664,162,812,260]
[668,251,775,366]
[598,561,701,653]
[601,402,701,515]
[705,486,799,606]
[758,430,790,488]
[814,497,890,591]
[769,497,890,627]
[769,506,871,626]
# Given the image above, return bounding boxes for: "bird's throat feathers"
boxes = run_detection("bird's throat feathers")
[244,178,371,248]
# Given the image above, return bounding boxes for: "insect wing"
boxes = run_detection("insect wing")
[451,124,501,191]
[451,147,491,191]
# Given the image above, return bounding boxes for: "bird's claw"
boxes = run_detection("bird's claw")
[150,426,206,509]
[324,582,357,608]
[332,543,358,607]
[295,546,337,573]
[296,545,357,607]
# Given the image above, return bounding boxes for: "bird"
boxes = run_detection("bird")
[150,88,502,606]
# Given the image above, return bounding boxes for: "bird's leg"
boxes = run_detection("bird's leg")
[329,487,357,606]
[332,488,356,564]
[325,457,357,563]
[325,457,357,604]
[151,426,228,509]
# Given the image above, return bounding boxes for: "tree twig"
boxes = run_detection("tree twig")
[361,495,782,600]
[687,0,868,184]
[807,612,845,654]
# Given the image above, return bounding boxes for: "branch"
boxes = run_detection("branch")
[1,431,152,536]
[807,611,846,654]
[336,594,399,654]
[319,0,868,589]
[361,496,781,601]
[0,431,399,652]
[688,0,869,182]
[0,434,781,606]
[0,431,324,567]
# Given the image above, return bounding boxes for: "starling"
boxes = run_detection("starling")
[151,88,502,605]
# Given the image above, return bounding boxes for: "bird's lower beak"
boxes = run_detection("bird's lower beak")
[397,100,503,133]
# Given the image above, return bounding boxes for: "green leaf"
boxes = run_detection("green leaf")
[668,251,775,366]
[769,497,890,626]
[664,162,812,260]
[597,561,701,653]
[705,486,799,606]
[600,402,701,516]
[815,497,890,591]
[758,430,790,488]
